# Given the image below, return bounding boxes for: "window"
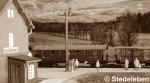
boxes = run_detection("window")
[7,9,14,18]
[42,51,45,55]
[84,51,88,55]
[28,64,35,80]
[93,51,97,55]
[50,51,54,55]
[42,51,45,58]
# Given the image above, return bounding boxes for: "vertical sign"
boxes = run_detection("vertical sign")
[9,33,14,47]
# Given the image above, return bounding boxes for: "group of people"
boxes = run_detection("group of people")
[68,58,141,72]
[69,59,79,72]
[95,58,141,71]
[69,59,101,72]
[125,58,141,70]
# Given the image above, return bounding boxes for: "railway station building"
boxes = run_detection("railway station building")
[0,0,40,83]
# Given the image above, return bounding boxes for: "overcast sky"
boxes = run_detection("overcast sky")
[19,0,150,22]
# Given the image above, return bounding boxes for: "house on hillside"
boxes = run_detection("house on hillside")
[0,0,36,83]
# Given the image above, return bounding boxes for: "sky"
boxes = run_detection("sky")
[19,0,150,22]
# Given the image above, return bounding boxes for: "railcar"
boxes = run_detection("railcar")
[32,45,108,67]
[114,47,150,67]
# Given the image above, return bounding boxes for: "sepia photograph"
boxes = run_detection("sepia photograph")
[0,0,150,83]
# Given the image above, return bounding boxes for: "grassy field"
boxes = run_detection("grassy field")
[29,32,92,47]
[65,72,150,83]
[29,32,150,46]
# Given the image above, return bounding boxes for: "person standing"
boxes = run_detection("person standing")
[96,60,100,71]
[75,59,79,70]
[134,58,140,70]
[124,58,129,70]
[72,59,76,70]
[69,59,74,72]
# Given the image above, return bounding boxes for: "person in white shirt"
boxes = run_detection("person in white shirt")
[75,59,79,70]
[96,60,100,71]
[134,58,140,70]
[124,58,129,70]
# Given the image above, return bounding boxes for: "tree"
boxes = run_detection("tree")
[90,24,108,45]
[118,12,140,46]
[107,29,115,46]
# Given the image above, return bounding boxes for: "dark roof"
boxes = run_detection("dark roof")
[0,0,34,29]
[33,45,108,50]
[114,47,138,49]
[114,47,150,50]
[8,55,41,62]
[0,0,8,11]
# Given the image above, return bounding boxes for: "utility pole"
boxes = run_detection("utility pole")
[65,8,71,72]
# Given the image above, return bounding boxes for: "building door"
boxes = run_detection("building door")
[12,64,23,83]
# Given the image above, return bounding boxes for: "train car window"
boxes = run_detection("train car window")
[50,51,55,55]
[42,51,46,58]
[84,51,88,55]
[42,51,46,55]
[93,51,97,55]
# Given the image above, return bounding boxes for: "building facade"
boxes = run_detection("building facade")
[0,0,34,83]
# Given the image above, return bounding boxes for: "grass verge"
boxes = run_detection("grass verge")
[64,72,150,83]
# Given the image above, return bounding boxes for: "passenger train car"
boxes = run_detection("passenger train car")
[32,45,108,67]
[31,45,150,67]
[114,47,150,67]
